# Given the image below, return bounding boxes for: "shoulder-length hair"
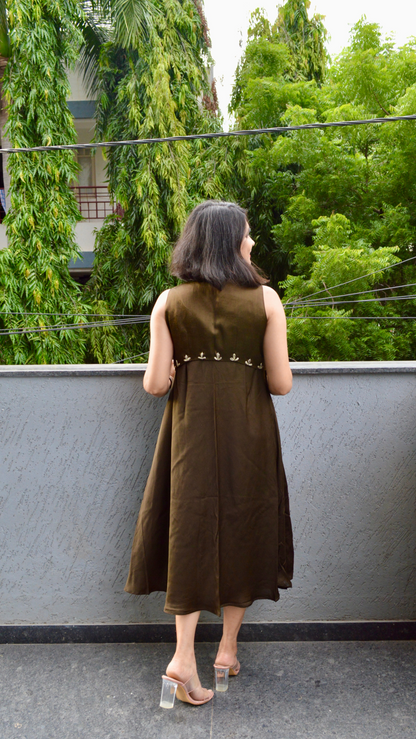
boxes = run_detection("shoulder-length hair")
[170,200,267,290]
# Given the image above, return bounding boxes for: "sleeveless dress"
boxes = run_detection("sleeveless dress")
[125,281,294,617]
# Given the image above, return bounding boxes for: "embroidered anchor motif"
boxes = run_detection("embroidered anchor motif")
[181,352,262,367]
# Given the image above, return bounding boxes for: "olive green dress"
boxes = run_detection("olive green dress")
[125,281,293,617]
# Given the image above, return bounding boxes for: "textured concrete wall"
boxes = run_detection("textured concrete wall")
[1,362,415,625]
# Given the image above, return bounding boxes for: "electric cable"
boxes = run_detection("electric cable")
[0,310,151,317]
[1,113,416,154]
[2,271,416,334]
[0,314,150,336]
[1,114,415,343]
[1,283,416,318]
[287,294,416,309]
[285,255,416,304]
[1,312,415,338]
[114,351,149,363]
[287,315,415,320]
[285,281,416,307]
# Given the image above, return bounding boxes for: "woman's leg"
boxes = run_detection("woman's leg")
[166,611,213,701]
[215,606,246,666]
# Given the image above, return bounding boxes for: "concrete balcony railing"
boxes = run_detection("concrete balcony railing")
[0,361,415,632]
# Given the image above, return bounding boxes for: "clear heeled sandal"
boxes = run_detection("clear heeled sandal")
[213,659,240,692]
[160,672,214,708]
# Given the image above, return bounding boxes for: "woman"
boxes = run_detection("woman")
[125,200,294,708]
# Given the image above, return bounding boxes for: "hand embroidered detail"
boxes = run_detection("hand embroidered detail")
[175,360,180,367]
[214,352,222,361]
[198,352,206,360]
[257,362,263,370]
[230,353,239,361]
[245,359,253,366]
[184,355,191,362]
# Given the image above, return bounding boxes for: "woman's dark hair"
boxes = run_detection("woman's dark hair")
[170,200,268,289]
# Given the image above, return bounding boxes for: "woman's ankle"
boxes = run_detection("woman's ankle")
[167,653,197,673]
[215,641,238,665]
[218,637,238,653]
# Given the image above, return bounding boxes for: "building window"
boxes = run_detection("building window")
[77,148,96,188]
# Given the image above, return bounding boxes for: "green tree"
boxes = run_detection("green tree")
[0,0,187,364]
[229,1,329,287]
[76,0,161,95]
[231,1,328,128]
[86,0,228,362]
[231,14,416,360]
[276,0,328,84]
[0,0,12,211]
[0,0,89,364]
[281,214,402,360]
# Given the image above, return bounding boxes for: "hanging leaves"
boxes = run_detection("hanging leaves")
[87,0,227,362]
[0,0,90,364]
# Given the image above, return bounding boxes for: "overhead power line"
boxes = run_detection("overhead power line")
[1,113,416,154]
[287,281,416,306]
[0,310,415,338]
[284,255,416,305]
[288,315,416,320]
[1,272,416,321]
[0,252,415,337]
[114,351,149,363]
[288,294,416,309]
[0,310,149,317]
[0,315,150,337]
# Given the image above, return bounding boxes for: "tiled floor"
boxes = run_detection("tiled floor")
[0,641,415,739]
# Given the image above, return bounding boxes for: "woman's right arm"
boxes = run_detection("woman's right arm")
[143,290,175,397]
[262,285,292,396]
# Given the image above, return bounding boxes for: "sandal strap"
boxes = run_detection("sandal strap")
[183,672,201,693]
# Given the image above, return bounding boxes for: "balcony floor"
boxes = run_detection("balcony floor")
[1,641,415,738]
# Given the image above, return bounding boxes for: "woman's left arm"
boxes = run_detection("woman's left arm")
[143,290,175,397]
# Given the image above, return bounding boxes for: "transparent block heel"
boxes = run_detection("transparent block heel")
[214,666,230,692]
[160,673,214,707]
[160,677,178,709]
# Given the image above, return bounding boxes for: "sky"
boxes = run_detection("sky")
[203,0,416,128]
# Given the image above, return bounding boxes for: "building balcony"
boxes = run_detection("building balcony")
[70,185,118,220]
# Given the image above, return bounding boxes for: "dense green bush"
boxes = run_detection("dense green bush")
[231,3,416,360]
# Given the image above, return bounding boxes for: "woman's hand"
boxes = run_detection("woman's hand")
[169,359,176,386]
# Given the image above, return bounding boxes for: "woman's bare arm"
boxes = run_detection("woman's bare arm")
[143,290,175,397]
[262,285,292,396]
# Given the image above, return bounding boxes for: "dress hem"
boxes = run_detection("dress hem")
[124,585,292,618]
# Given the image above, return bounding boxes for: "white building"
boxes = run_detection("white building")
[66,69,110,282]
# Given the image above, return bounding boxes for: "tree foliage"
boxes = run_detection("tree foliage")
[231,8,416,361]
[86,0,232,362]
[275,0,328,84]
[231,0,328,122]
[2,0,416,365]
[0,0,90,364]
